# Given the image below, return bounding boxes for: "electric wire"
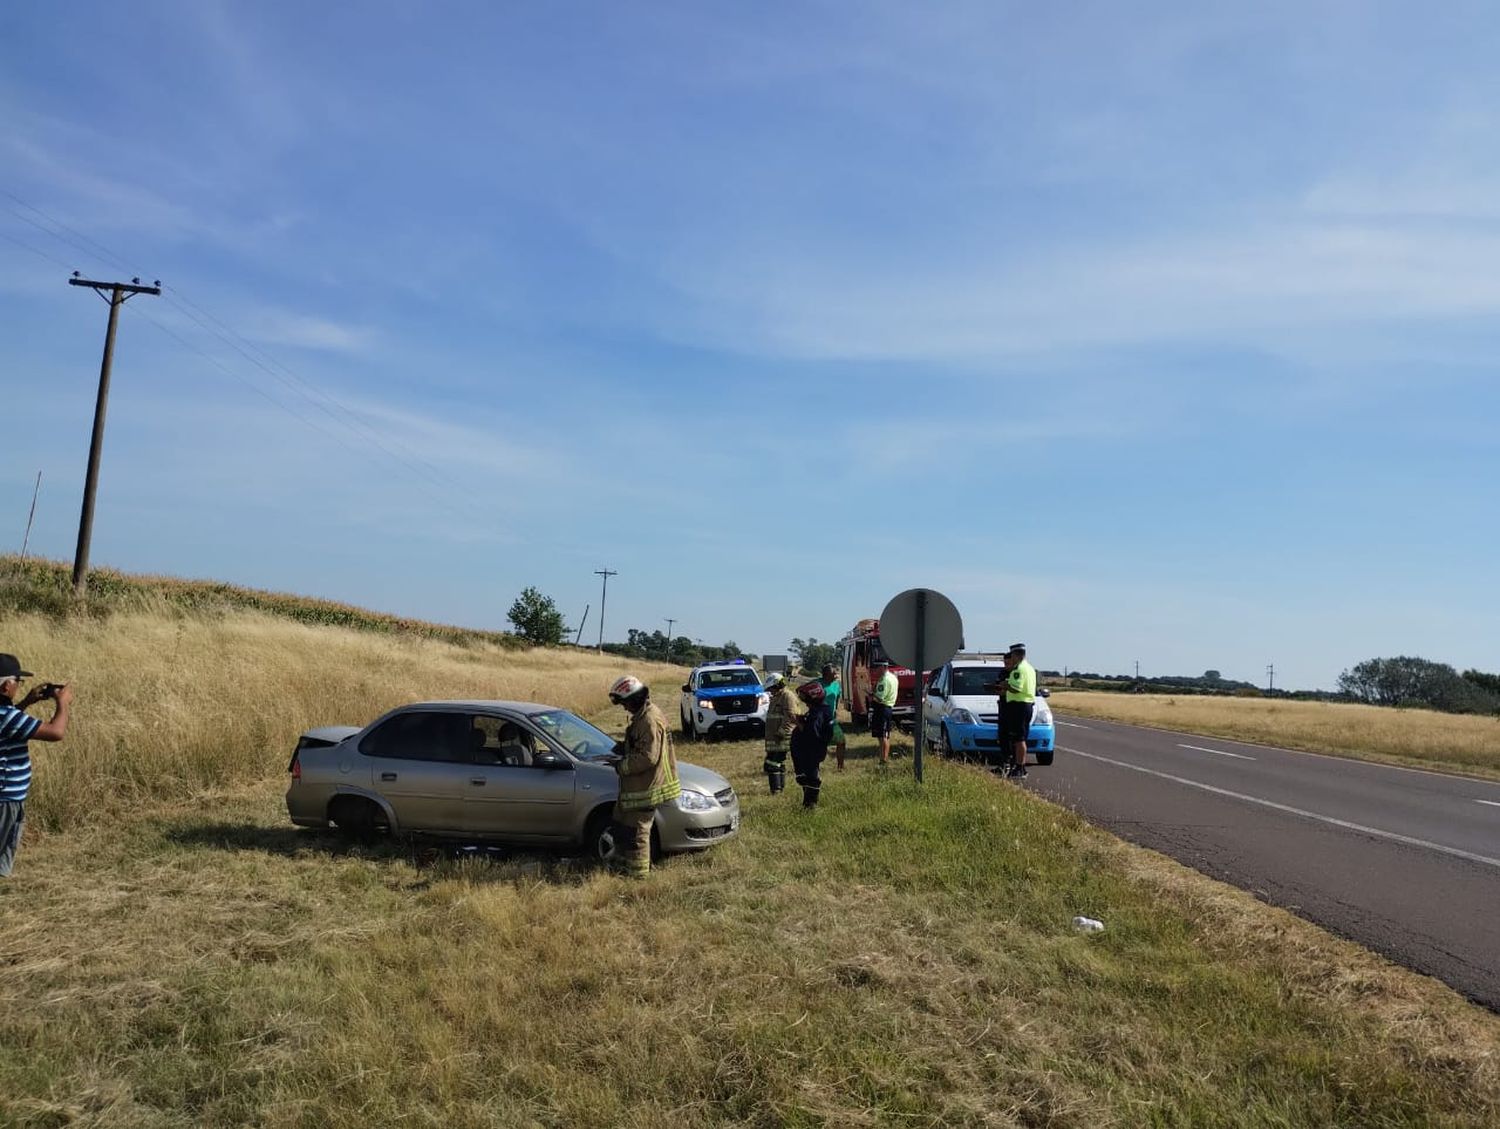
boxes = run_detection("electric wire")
[2,189,501,525]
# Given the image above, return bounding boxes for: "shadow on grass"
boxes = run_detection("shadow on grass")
[161,821,605,886]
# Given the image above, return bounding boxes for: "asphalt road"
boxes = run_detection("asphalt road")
[1024,715,1500,1010]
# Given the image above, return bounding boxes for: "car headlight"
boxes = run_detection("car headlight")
[1033,702,1053,726]
[676,790,718,812]
[697,699,714,709]
[950,708,978,725]
[757,694,769,708]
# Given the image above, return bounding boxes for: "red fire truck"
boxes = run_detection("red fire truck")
[840,618,920,730]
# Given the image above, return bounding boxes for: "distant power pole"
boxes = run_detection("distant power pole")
[20,471,41,560]
[1267,663,1275,692]
[68,274,160,594]
[664,617,676,660]
[594,568,617,651]
[1134,659,1140,679]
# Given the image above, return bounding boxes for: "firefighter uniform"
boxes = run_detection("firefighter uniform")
[762,682,799,793]
[791,700,832,808]
[614,701,681,878]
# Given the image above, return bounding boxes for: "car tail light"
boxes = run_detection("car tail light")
[289,752,302,781]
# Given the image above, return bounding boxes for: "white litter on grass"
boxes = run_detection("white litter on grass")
[1072,916,1105,933]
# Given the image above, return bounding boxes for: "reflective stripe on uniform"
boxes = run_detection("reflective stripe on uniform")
[618,777,683,810]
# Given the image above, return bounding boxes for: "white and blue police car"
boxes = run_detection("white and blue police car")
[678,659,769,741]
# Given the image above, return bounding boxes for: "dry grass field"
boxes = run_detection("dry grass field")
[3,598,1500,1126]
[1050,691,1500,780]
[3,608,679,832]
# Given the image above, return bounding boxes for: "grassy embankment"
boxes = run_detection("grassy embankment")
[2,567,1498,1126]
[1050,691,1500,781]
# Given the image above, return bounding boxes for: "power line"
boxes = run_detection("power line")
[3,187,507,531]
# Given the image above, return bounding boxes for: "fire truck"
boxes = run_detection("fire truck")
[839,618,920,731]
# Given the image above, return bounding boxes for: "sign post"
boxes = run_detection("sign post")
[878,588,963,784]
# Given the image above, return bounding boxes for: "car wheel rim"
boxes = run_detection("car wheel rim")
[595,826,618,861]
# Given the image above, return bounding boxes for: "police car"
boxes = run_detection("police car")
[678,659,769,741]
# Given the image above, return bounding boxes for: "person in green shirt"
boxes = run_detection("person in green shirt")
[820,664,847,770]
[1000,643,1037,778]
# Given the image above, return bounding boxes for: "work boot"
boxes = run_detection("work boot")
[768,770,785,794]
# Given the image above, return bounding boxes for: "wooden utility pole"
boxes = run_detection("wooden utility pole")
[594,568,617,651]
[68,274,160,594]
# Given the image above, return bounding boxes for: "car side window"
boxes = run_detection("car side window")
[468,715,540,767]
[360,711,470,762]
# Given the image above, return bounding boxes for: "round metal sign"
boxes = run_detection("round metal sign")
[878,588,963,672]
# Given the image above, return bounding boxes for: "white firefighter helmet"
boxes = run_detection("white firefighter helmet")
[763,672,785,690]
[608,674,647,704]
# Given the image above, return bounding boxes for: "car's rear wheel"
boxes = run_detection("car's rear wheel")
[328,795,389,837]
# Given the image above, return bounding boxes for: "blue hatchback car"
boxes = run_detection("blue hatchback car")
[920,655,1056,765]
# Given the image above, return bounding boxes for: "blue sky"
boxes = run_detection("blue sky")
[3,2,1498,690]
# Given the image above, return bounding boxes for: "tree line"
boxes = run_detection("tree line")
[1337,657,1500,715]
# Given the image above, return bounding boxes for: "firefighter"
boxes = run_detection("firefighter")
[606,674,681,878]
[790,680,833,808]
[761,672,798,794]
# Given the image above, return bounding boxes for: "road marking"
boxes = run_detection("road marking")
[1178,743,1256,761]
[1065,718,1500,788]
[1060,746,1500,872]
[1055,720,1092,729]
[1478,800,1500,809]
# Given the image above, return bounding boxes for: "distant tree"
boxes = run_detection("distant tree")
[1339,656,1500,714]
[506,586,567,646]
[789,637,839,675]
[1463,668,1500,696]
[1204,670,1222,684]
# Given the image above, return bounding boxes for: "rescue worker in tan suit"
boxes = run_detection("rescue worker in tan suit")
[761,672,799,794]
[607,674,681,879]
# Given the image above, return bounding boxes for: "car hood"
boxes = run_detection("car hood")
[677,761,733,795]
[947,694,1000,714]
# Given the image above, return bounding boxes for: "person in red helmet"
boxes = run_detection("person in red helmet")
[607,674,680,878]
[790,680,833,808]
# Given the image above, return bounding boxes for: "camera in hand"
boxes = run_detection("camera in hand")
[37,682,62,699]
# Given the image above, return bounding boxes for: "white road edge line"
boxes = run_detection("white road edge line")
[1055,720,1092,729]
[1060,746,1500,872]
[1477,800,1500,809]
[1178,743,1256,761]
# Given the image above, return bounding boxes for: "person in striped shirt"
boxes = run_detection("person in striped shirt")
[0,653,72,879]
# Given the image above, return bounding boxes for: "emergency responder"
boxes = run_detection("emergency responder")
[1000,643,1037,778]
[871,659,898,765]
[820,664,847,770]
[791,680,833,808]
[762,672,798,794]
[607,674,681,878]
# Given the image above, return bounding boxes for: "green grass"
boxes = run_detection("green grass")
[3,723,1498,1128]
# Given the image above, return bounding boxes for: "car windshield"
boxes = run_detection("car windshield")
[951,667,1004,695]
[531,710,617,761]
[699,670,761,689]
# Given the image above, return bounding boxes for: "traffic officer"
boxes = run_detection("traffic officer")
[790,680,833,808]
[607,674,681,878]
[761,672,798,794]
[1000,643,1037,778]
